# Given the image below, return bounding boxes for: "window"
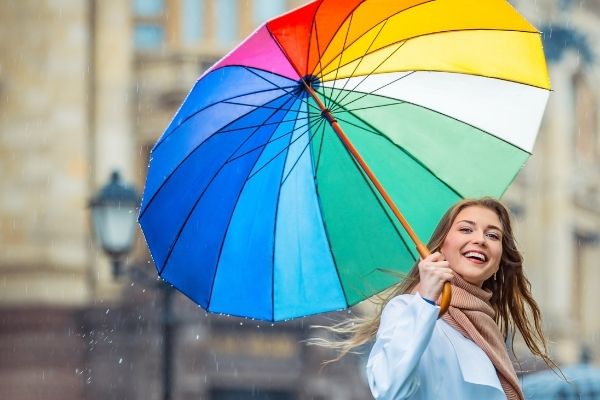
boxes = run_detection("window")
[182,0,205,46]
[253,0,286,26]
[215,0,238,44]
[134,24,165,50]
[132,0,165,51]
[133,0,164,16]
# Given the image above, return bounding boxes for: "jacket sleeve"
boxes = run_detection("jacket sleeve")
[366,293,439,399]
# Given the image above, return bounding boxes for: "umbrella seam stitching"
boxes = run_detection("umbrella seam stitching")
[205,94,303,316]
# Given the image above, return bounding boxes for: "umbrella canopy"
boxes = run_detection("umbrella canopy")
[522,364,600,399]
[139,0,550,321]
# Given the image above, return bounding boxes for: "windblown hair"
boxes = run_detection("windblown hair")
[316,197,557,371]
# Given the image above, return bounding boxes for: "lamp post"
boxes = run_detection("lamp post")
[89,170,139,277]
[90,170,175,400]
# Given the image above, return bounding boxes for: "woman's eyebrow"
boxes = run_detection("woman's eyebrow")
[457,219,503,232]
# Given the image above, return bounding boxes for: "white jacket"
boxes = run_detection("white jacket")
[366,293,508,399]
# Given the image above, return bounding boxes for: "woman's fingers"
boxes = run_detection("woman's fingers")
[418,252,454,302]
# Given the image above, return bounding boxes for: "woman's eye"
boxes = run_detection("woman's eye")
[459,227,472,233]
[486,233,500,240]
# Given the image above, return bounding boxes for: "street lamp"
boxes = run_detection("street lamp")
[90,170,139,277]
[90,170,174,400]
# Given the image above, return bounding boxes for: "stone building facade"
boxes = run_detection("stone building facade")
[0,1,370,399]
[1,0,600,398]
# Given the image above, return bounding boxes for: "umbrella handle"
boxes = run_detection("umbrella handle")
[439,282,452,317]
[417,243,451,317]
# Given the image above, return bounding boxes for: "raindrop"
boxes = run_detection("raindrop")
[105,309,110,315]
[196,334,200,340]
[239,322,243,326]
[118,358,123,364]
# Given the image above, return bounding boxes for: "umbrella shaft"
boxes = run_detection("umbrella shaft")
[302,81,429,258]
[302,81,451,316]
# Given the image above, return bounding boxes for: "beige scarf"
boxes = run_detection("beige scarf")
[416,275,524,400]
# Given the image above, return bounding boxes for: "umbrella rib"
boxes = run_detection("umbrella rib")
[246,117,324,182]
[313,0,436,74]
[320,28,543,81]
[307,122,352,308]
[144,92,298,250]
[270,117,325,321]
[153,83,296,151]
[315,121,417,306]
[280,119,325,185]
[309,15,330,109]
[303,0,325,78]
[218,114,311,134]
[336,85,534,155]
[238,66,329,116]
[312,0,436,76]
[334,102,403,114]
[139,93,298,219]
[330,110,463,200]
[329,40,409,112]
[419,68,551,91]
[312,117,327,178]
[324,11,354,110]
[328,71,415,113]
[228,118,315,164]
[220,99,315,114]
[205,99,305,315]
[328,19,389,107]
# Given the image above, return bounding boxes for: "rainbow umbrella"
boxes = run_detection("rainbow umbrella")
[139,0,550,321]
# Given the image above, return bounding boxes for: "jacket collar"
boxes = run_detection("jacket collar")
[439,320,505,392]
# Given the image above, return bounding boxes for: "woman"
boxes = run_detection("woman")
[324,198,557,400]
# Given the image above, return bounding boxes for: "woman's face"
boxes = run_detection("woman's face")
[440,205,503,287]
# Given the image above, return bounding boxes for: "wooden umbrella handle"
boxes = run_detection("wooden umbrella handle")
[438,282,452,316]
[416,243,451,317]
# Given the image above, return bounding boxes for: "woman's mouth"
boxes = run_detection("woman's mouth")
[463,251,487,264]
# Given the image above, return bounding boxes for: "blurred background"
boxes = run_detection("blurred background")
[1,0,599,399]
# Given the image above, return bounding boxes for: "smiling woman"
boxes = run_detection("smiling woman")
[439,206,504,287]
[320,198,560,400]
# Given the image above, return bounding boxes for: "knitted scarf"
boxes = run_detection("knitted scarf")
[417,275,524,400]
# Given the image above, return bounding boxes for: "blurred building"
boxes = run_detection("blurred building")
[506,0,600,370]
[1,0,600,399]
[0,1,370,399]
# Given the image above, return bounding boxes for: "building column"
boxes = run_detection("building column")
[92,0,135,296]
[543,52,580,353]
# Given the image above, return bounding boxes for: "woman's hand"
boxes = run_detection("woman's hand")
[418,252,454,303]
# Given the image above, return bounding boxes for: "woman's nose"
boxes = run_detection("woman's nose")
[471,231,486,244]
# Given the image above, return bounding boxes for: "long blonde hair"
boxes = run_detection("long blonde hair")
[316,197,557,370]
